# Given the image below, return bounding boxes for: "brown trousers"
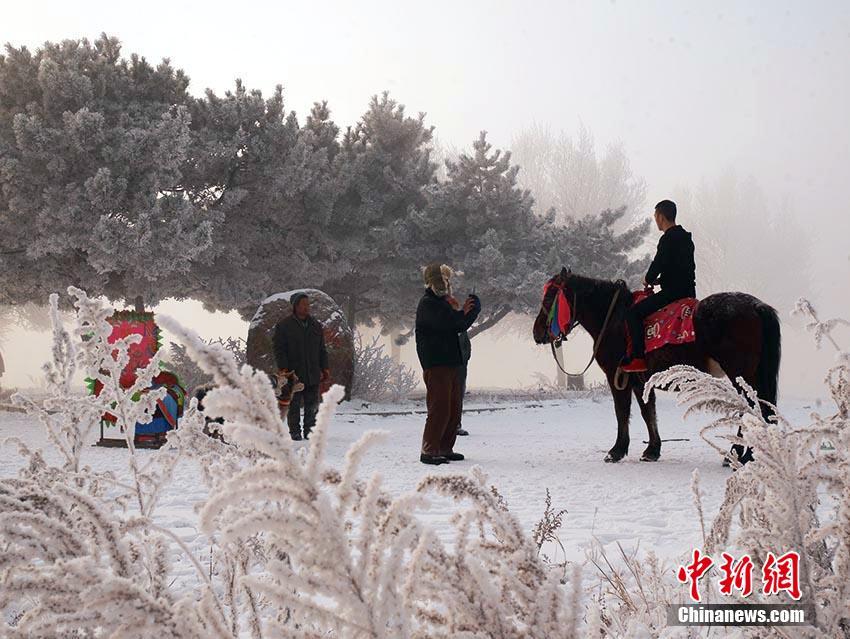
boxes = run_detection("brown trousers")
[421,366,462,456]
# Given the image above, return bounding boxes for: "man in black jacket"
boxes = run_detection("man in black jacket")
[273,292,330,440]
[416,264,481,465]
[623,200,696,373]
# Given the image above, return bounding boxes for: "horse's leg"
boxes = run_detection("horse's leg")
[714,357,759,466]
[605,375,632,463]
[633,383,661,461]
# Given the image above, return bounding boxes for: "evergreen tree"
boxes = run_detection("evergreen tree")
[405,133,649,339]
[0,34,215,310]
[182,84,342,316]
[322,93,437,326]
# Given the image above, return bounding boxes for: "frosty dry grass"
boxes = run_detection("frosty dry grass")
[0,288,582,638]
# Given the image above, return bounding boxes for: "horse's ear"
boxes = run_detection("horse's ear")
[560,266,569,279]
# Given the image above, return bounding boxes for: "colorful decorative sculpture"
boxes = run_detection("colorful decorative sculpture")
[92,310,186,449]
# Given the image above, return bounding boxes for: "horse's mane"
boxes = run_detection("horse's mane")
[565,273,632,319]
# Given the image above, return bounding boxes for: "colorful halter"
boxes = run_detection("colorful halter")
[543,281,574,341]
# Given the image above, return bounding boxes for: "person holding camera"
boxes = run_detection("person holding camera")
[415,264,481,465]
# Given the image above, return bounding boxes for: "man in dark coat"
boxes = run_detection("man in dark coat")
[273,292,329,440]
[415,264,481,465]
[623,200,696,372]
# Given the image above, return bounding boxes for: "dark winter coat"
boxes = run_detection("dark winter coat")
[645,225,696,298]
[415,290,480,370]
[458,330,472,365]
[273,315,329,386]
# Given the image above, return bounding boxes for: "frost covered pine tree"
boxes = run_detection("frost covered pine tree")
[403,132,649,340]
[184,86,345,317]
[402,131,552,337]
[0,35,217,311]
[322,93,438,329]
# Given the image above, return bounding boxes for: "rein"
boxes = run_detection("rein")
[549,286,622,377]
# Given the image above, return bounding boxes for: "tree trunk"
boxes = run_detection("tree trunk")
[346,295,357,328]
[555,346,566,388]
[567,373,585,390]
[390,329,401,364]
[134,295,145,314]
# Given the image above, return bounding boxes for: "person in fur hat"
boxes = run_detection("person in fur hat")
[415,264,481,465]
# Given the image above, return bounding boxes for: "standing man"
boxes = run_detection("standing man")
[415,264,481,465]
[274,292,330,440]
[623,200,696,372]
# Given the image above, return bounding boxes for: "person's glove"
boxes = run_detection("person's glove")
[469,294,481,313]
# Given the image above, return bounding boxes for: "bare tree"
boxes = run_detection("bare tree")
[511,123,647,224]
[673,171,812,312]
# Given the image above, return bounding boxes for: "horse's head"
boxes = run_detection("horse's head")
[532,266,576,345]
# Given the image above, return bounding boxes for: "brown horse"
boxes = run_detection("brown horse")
[532,268,781,463]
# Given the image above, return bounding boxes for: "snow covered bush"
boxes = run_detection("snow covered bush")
[352,332,419,403]
[167,337,247,393]
[1,289,582,638]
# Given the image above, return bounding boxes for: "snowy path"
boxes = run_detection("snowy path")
[0,394,815,592]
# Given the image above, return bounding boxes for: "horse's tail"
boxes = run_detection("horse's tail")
[756,302,781,418]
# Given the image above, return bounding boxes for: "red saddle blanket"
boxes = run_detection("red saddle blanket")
[628,291,699,355]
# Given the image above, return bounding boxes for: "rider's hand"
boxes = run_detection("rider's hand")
[463,297,475,314]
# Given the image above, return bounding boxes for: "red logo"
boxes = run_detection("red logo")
[762,552,802,600]
[718,552,754,597]
[677,550,801,602]
[677,549,714,602]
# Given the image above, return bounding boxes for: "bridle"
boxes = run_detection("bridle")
[544,279,623,378]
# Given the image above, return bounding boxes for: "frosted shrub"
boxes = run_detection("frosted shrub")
[352,332,419,403]
[0,290,582,638]
[168,336,247,393]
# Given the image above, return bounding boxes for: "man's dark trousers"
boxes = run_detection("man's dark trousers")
[288,384,320,438]
[626,289,692,357]
[456,364,468,432]
[422,366,462,456]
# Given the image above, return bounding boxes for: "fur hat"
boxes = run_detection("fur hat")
[422,263,460,297]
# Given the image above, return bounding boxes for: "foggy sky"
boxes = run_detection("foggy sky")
[3,0,849,395]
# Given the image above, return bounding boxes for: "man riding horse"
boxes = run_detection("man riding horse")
[622,199,695,373]
[532,200,780,465]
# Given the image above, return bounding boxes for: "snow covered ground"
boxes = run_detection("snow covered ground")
[0,393,817,592]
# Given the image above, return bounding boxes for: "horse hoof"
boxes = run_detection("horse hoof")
[640,452,660,462]
[604,451,626,463]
